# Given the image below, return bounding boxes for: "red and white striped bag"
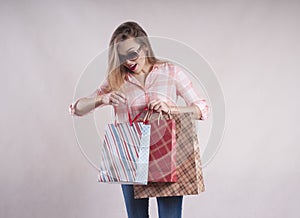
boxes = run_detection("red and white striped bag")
[97,107,151,185]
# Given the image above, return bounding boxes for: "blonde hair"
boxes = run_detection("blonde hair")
[106,21,160,91]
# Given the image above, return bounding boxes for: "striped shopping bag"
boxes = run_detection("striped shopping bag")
[97,108,151,185]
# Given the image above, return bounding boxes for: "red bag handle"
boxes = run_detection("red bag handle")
[115,102,170,126]
[113,103,148,126]
[129,104,148,125]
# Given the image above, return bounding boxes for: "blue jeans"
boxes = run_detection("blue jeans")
[121,185,183,218]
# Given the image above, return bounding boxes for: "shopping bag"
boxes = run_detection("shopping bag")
[144,111,177,182]
[97,106,151,185]
[133,112,205,198]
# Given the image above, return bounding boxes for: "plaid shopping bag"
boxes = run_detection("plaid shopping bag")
[133,112,205,198]
[145,112,177,182]
[97,107,151,185]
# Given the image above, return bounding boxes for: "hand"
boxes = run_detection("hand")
[102,91,127,106]
[148,99,170,114]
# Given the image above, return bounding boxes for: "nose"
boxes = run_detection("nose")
[125,59,135,66]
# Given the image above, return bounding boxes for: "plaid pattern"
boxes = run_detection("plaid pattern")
[76,62,209,121]
[133,113,205,198]
[147,118,177,182]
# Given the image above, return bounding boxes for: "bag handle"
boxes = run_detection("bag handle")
[114,103,148,126]
[143,109,172,125]
[115,102,171,126]
[129,105,148,125]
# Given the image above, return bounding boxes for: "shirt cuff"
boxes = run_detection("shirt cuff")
[193,100,209,120]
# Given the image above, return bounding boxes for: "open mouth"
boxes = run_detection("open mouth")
[129,64,137,71]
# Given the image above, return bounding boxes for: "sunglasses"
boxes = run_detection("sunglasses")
[119,45,143,63]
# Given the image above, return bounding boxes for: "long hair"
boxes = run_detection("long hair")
[106,21,160,91]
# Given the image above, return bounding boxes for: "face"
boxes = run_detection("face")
[117,38,149,74]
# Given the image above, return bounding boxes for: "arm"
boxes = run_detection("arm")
[169,105,202,119]
[69,81,126,116]
[148,63,209,120]
[69,95,104,116]
[174,65,209,120]
[148,100,201,119]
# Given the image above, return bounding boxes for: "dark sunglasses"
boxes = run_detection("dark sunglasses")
[119,45,143,63]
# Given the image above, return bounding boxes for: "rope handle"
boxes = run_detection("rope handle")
[115,102,172,126]
[143,109,172,125]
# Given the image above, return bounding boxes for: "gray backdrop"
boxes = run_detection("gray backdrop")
[1,0,299,217]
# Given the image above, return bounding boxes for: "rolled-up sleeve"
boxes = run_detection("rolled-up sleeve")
[174,65,209,120]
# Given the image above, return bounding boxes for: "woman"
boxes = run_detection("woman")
[69,21,209,218]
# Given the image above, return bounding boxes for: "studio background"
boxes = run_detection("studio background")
[1,0,299,217]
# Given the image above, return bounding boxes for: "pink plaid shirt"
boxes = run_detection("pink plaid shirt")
[70,63,209,122]
[70,62,209,121]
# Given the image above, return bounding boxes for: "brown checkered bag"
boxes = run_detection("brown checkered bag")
[133,112,205,198]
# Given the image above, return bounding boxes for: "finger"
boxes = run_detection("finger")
[113,95,126,104]
[160,102,170,113]
[110,92,124,105]
[153,101,169,113]
[109,97,119,105]
[102,93,111,105]
[153,103,161,111]
[114,92,127,103]
[148,100,160,110]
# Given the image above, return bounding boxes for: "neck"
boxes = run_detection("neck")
[134,59,153,75]
[141,63,152,74]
